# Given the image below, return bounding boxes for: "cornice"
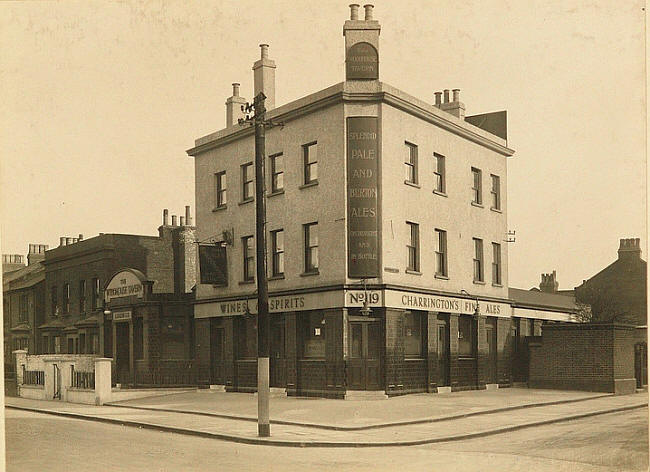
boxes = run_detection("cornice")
[186,84,515,157]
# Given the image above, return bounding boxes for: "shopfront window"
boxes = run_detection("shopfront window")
[458,315,476,358]
[237,317,257,359]
[301,312,325,358]
[404,311,425,358]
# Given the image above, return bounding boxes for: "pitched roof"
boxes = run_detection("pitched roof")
[509,287,578,311]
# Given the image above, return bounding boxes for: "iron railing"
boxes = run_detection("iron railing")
[71,367,95,389]
[23,369,44,386]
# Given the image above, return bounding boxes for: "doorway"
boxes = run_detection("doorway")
[437,315,450,386]
[115,322,130,384]
[635,342,647,388]
[347,318,382,390]
[270,318,286,388]
[486,318,497,384]
[210,320,224,385]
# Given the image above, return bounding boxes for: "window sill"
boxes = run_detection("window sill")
[473,280,486,285]
[492,283,503,288]
[268,274,285,281]
[239,280,255,286]
[405,269,422,276]
[404,180,421,189]
[384,267,400,273]
[433,190,447,197]
[404,357,426,361]
[238,198,254,206]
[458,356,476,361]
[470,201,483,208]
[300,271,319,277]
[434,274,449,280]
[267,190,284,198]
[490,207,502,213]
[300,181,318,190]
[212,205,227,212]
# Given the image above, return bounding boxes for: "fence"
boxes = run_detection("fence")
[23,368,45,386]
[71,367,95,389]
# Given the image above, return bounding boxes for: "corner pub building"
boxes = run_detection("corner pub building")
[188,5,576,398]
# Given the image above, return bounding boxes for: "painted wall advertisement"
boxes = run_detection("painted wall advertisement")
[347,116,379,278]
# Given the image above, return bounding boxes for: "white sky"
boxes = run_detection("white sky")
[0,0,646,290]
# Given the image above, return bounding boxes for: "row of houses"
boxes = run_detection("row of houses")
[3,6,646,396]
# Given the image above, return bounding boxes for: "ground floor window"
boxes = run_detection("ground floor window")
[404,311,426,358]
[14,338,28,352]
[301,312,325,358]
[79,333,86,354]
[237,316,257,359]
[67,337,74,354]
[91,334,99,354]
[134,318,144,360]
[458,315,476,358]
[161,317,185,359]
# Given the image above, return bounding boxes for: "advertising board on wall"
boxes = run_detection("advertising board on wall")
[347,116,379,279]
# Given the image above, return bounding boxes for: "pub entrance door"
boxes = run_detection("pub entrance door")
[270,317,286,388]
[115,322,131,385]
[347,318,382,390]
[486,318,497,384]
[437,316,450,386]
[210,320,224,385]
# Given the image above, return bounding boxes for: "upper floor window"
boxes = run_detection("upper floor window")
[303,142,318,184]
[304,222,319,273]
[62,283,70,314]
[215,171,227,208]
[51,286,58,316]
[435,228,448,277]
[492,242,502,285]
[405,142,418,184]
[79,279,86,315]
[434,153,446,193]
[407,222,420,272]
[242,236,255,282]
[490,174,501,210]
[271,229,284,277]
[471,167,482,205]
[19,294,28,322]
[92,278,100,310]
[270,153,284,193]
[241,162,253,202]
[473,238,484,283]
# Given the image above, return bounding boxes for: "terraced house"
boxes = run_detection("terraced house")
[188,5,576,398]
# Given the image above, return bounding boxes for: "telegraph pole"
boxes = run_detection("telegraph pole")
[240,91,281,437]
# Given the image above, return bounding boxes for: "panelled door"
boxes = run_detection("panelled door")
[437,317,450,386]
[210,321,224,385]
[270,318,286,387]
[486,318,497,383]
[347,319,382,390]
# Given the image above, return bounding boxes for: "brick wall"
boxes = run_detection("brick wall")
[529,323,637,394]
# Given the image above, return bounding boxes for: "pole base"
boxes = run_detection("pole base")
[258,423,270,437]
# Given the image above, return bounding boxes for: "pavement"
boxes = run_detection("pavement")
[4,388,648,447]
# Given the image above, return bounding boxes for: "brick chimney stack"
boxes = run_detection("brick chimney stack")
[343,4,381,81]
[252,44,276,110]
[436,88,466,119]
[618,238,642,260]
[225,83,247,127]
[27,244,49,266]
[539,270,559,293]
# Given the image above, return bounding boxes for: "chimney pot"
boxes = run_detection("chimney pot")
[260,44,269,59]
[171,215,177,226]
[434,92,442,107]
[163,209,169,226]
[452,88,460,102]
[59,237,65,246]
[363,4,374,20]
[78,234,83,241]
[232,83,240,97]
[180,216,185,226]
[185,205,192,226]
[443,89,450,103]
[349,4,360,20]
